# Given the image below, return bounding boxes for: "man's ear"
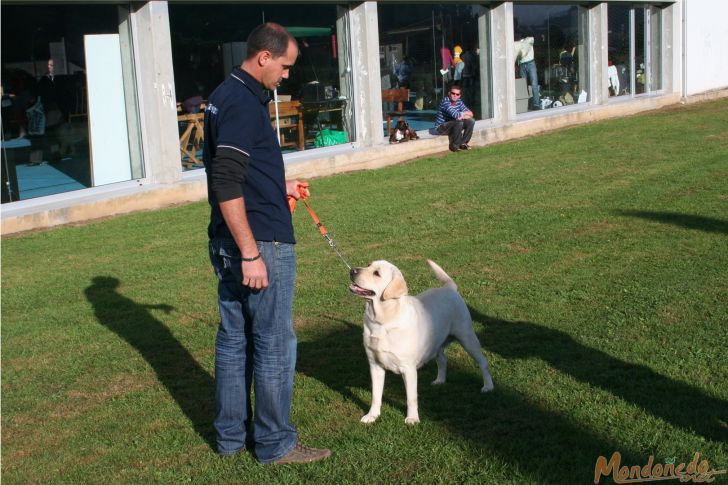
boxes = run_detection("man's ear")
[382,270,408,300]
[257,50,271,67]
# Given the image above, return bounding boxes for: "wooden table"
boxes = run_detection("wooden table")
[269,100,304,151]
[299,99,347,147]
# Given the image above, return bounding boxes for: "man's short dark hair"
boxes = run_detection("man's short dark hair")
[246,22,296,60]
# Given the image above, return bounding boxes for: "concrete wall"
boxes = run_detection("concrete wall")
[683,0,728,96]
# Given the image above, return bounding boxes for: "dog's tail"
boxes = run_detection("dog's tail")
[427,259,457,290]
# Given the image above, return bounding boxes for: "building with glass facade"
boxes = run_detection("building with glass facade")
[2,1,727,233]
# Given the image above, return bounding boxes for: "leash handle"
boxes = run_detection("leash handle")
[287,182,310,214]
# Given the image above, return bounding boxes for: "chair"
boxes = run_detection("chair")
[69,84,87,121]
[178,112,205,168]
[381,88,409,134]
[269,100,304,150]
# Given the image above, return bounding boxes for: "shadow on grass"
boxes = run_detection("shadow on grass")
[468,306,728,444]
[84,276,216,451]
[297,316,372,411]
[297,315,646,484]
[617,210,728,235]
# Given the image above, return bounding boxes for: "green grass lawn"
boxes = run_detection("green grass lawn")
[2,99,727,484]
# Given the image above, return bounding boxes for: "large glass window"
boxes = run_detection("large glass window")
[608,4,631,97]
[608,4,662,98]
[635,7,646,94]
[513,3,589,114]
[169,5,353,170]
[1,5,140,203]
[649,6,663,92]
[377,4,488,136]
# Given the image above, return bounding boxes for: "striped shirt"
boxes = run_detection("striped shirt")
[435,97,471,127]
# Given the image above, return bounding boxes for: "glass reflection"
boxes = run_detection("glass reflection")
[513,3,588,113]
[608,4,632,97]
[377,4,485,137]
[650,7,662,92]
[608,4,660,98]
[1,5,125,203]
[635,7,646,94]
[169,5,352,169]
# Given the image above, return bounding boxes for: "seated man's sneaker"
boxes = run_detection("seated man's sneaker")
[274,443,332,464]
[459,144,471,150]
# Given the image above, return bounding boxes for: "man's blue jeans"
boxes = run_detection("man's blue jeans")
[210,239,298,463]
[519,60,540,109]
[437,118,475,148]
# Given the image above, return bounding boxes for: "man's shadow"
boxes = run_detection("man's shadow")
[297,315,646,484]
[468,306,728,443]
[84,276,215,450]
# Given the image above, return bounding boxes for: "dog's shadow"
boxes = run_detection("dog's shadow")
[297,313,649,484]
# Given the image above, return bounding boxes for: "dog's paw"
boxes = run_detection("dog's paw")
[481,382,494,393]
[404,416,420,425]
[360,413,379,424]
[431,378,445,386]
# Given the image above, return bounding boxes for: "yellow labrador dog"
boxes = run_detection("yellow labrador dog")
[349,259,494,424]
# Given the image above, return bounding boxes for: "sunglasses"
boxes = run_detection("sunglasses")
[449,91,461,96]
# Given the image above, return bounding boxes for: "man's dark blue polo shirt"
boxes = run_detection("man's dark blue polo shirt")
[203,67,294,244]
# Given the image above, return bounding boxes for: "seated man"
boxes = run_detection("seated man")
[434,86,474,152]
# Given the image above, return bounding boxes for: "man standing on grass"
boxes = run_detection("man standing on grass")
[203,22,331,465]
[434,86,475,152]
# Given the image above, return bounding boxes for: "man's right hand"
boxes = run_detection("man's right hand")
[242,258,268,289]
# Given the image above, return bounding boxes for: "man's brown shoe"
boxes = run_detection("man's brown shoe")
[274,443,332,464]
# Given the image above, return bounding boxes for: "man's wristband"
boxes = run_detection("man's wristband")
[241,253,261,262]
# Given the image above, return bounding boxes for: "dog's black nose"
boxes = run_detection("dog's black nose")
[350,268,359,277]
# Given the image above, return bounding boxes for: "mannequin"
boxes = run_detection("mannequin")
[514,32,540,110]
[453,45,465,82]
[440,46,453,83]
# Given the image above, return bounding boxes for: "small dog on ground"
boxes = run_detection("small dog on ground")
[389,120,420,144]
[349,259,494,424]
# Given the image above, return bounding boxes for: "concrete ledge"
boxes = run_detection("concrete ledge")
[2,178,208,235]
[288,93,684,179]
[683,87,728,104]
[0,91,715,235]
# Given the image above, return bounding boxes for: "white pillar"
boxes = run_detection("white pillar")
[489,2,515,123]
[589,4,610,105]
[347,1,384,146]
[129,1,181,184]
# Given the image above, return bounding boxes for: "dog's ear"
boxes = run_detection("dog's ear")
[382,269,408,300]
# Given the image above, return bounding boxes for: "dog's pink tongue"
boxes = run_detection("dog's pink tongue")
[349,284,372,296]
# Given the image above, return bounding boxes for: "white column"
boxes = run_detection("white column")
[589,4,610,106]
[489,2,515,123]
[347,1,384,146]
[129,1,181,184]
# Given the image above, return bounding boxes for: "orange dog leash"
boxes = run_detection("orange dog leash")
[288,184,352,270]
